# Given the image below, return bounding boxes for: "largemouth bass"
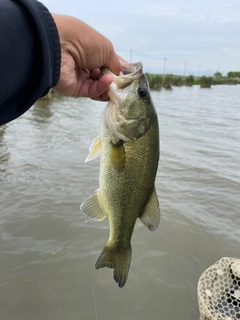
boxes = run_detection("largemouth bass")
[80,62,160,288]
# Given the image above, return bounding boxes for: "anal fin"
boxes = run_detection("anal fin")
[80,189,107,221]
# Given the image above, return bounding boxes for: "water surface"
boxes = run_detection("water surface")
[0,85,239,320]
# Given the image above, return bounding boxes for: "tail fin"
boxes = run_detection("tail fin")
[95,243,132,288]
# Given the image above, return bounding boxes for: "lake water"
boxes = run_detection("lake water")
[0,85,239,320]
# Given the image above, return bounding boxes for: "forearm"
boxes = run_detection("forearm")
[0,0,61,125]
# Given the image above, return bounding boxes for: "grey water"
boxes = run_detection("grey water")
[0,85,239,320]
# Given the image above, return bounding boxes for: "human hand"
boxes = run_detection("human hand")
[51,14,122,101]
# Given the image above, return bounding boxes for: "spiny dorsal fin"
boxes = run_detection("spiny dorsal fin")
[80,189,107,221]
[110,141,125,175]
[85,136,102,162]
[139,187,160,231]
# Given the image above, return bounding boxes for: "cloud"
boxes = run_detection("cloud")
[136,4,179,17]
[41,0,240,73]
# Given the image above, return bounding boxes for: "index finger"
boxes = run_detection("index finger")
[106,52,122,76]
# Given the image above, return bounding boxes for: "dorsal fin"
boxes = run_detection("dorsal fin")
[139,187,160,231]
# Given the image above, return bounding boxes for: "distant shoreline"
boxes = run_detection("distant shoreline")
[145,73,240,89]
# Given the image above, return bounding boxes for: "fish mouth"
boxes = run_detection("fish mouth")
[120,62,143,77]
[115,62,143,89]
[102,61,144,114]
[101,62,143,89]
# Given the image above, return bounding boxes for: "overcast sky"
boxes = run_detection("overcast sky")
[41,0,240,76]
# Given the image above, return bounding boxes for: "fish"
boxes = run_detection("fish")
[80,62,160,288]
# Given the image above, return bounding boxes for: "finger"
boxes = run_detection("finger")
[90,69,101,80]
[77,74,113,98]
[91,92,109,102]
[117,54,128,63]
[106,51,122,76]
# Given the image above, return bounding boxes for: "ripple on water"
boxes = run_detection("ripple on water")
[0,87,239,320]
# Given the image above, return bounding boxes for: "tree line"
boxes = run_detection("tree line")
[214,71,240,78]
[146,72,240,90]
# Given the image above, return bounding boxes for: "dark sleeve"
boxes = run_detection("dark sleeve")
[0,0,61,125]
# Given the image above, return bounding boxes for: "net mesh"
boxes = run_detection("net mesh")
[198,257,240,320]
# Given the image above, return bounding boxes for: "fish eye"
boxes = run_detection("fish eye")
[138,87,148,98]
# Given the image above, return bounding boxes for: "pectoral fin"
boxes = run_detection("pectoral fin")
[80,189,107,221]
[139,187,160,231]
[110,141,125,175]
[85,136,102,162]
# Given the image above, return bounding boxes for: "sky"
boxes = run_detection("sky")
[41,0,240,76]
